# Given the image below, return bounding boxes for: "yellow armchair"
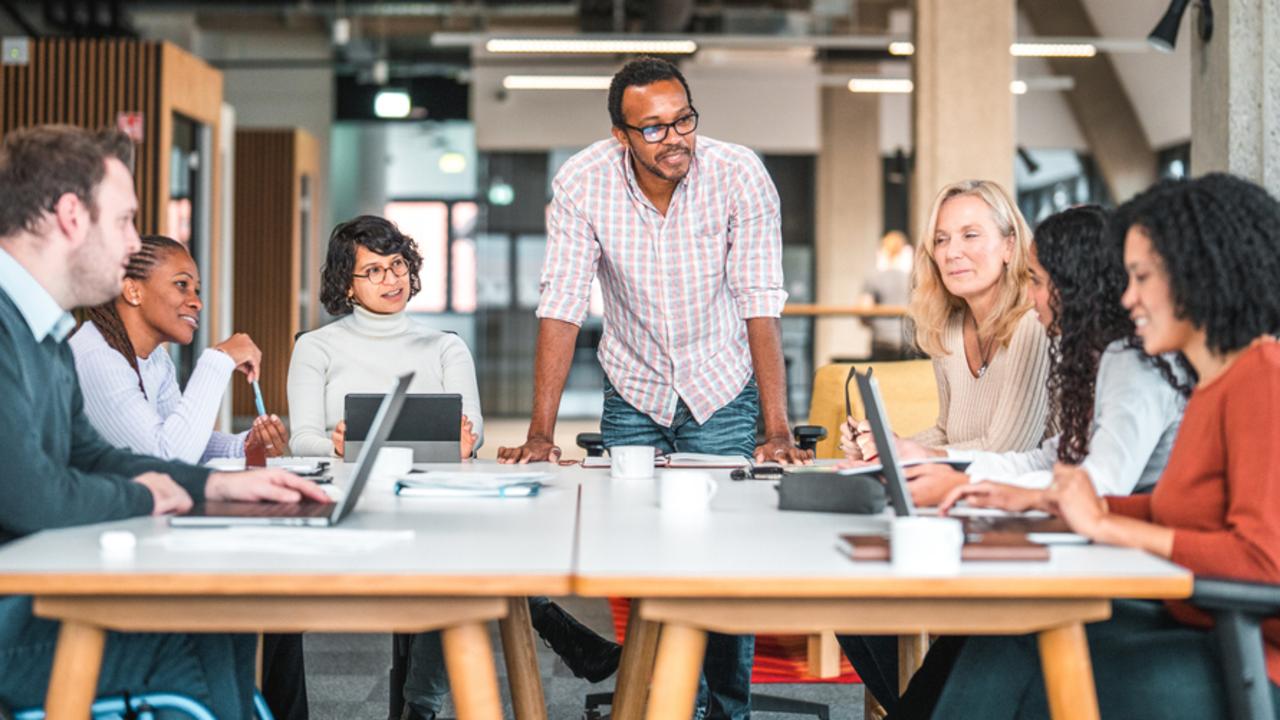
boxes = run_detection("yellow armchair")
[806,360,939,459]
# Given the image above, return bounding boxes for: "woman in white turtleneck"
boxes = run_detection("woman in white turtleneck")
[287,215,481,458]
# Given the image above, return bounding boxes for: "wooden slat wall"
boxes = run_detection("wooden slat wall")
[0,39,163,232]
[233,130,299,417]
[0,40,225,333]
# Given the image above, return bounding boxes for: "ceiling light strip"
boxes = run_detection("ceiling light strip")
[484,38,698,54]
[1010,42,1097,57]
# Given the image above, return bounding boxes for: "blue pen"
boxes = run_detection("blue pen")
[252,379,267,417]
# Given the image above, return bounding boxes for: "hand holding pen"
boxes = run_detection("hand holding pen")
[212,333,263,382]
[246,378,290,457]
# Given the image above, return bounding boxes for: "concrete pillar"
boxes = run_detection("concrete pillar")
[1191,0,1280,194]
[814,83,882,366]
[911,0,1015,234]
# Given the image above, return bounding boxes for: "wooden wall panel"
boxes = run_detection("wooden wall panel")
[0,39,223,330]
[233,130,299,418]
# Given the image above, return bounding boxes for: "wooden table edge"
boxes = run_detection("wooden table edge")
[0,573,572,596]
[571,574,1193,599]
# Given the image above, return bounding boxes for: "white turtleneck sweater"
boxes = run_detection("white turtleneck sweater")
[286,306,484,457]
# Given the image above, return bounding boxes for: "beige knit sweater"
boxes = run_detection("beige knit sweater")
[911,310,1052,452]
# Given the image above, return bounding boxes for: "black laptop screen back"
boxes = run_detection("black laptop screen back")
[856,371,918,518]
[344,394,462,442]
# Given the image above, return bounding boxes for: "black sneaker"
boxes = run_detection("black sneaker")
[529,600,623,683]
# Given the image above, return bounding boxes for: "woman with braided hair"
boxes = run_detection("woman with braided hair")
[69,235,289,464]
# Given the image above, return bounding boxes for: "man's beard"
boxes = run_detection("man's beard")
[635,143,690,183]
[67,225,124,307]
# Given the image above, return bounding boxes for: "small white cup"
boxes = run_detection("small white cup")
[611,445,656,479]
[891,517,964,576]
[371,446,414,480]
[656,470,719,513]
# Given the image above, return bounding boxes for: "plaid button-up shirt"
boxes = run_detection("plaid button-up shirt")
[537,136,787,426]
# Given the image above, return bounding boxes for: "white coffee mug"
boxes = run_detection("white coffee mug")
[371,446,414,480]
[611,445,656,479]
[890,517,964,576]
[656,470,719,512]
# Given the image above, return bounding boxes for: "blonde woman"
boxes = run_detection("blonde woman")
[846,179,1052,505]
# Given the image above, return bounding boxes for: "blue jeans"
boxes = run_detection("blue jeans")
[0,597,256,719]
[602,378,758,720]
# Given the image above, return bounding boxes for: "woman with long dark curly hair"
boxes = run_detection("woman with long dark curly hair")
[286,214,480,458]
[892,174,1280,720]
[839,205,1193,716]
[910,204,1196,509]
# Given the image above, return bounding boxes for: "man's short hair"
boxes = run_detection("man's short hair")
[0,124,136,237]
[608,57,693,128]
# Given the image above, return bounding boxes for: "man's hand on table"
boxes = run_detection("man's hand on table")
[132,472,194,516]
[753,435,813,465]
[206,468,332,504]
[497,435,561,464]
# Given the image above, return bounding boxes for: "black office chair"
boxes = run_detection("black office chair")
[1191,577,1280,720]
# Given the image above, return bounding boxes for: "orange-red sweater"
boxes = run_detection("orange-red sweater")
[1108,341,1280,684]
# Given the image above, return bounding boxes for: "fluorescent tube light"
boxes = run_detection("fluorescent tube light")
[888,41,915,56]
[1010,42,1097,57]
[847,78,914,94]
[485,38,698,54]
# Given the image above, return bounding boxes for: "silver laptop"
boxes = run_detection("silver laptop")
[344,393,462,463]
[170,372,414,528]
[855,370,1069,534]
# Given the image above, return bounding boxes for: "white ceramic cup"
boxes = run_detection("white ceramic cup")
[371,446,414,480]
[611,445,656,479]
[656,470,719,512]
[890,517,964,576]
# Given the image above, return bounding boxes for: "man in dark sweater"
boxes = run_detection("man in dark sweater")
[0,125,329,717]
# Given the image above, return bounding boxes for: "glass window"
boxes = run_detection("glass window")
[475,233,512,308]
[516,234,546,309]
[384,201,448,313]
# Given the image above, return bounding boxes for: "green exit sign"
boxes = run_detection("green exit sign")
[2,38,29,66]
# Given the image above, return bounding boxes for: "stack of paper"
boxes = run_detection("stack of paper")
[394,471,550,498]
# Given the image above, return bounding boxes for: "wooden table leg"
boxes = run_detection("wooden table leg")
[45,619,106,720]
[644,622,706,720]
[898,632,929,694]
[442,621,503,720]
[1037,622,1101,720]
[614,602,661,720]
[498,598,547,720]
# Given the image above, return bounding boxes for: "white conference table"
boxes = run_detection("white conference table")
[570,466,1193,720]
[0,462,1194,720]
[0,461,580,720]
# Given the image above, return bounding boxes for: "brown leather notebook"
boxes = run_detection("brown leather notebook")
[840,532,1051,562]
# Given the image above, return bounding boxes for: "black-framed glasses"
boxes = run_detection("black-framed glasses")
[352,257,410,284]
[624,109,699,144]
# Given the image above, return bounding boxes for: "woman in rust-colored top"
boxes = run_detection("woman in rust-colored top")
[894,174,1280,720]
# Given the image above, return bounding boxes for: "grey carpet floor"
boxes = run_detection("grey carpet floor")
[304,596,864,720]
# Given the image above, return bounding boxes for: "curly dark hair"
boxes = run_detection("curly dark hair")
[1034,206,1194,464]
[1125,172,1280,356]
[77,235,187,396]
[320,215,423,316]
[608,57,693,128]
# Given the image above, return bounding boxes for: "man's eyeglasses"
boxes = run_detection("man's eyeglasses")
[353,257,410,284]
[624,110,699,144]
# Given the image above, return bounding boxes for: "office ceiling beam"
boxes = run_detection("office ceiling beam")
[1021,0,1155,202]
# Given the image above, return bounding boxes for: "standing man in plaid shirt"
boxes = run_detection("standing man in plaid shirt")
[499,57,811,719]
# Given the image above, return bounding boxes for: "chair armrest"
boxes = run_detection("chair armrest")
[793,425,828,453]
[576,432,606,457]
[1192,577,1280,617]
